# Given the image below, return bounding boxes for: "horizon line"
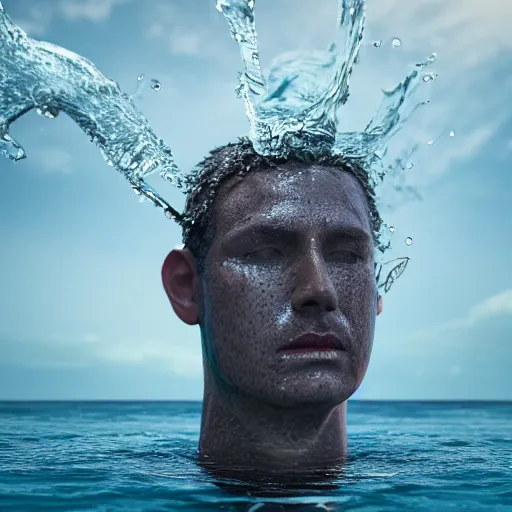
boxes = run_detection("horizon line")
[1,398,511,403]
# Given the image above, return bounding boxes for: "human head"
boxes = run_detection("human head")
[162,138,383,409]
[180,138,385,274]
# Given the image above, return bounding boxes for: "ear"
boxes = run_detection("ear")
[161,248,201,325]
[377,295,383,316]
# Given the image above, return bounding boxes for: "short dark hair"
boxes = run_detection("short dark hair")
[181,137,385,274]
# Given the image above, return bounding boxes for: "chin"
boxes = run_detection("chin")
[264,372,359,409]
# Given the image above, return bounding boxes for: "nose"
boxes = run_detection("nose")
[292,246,338,314]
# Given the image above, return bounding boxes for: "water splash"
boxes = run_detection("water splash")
[217,0,370,159]
[0,2,183,219]
[216,0,438,289]
[0,0,438,293]
[217,0,435,167]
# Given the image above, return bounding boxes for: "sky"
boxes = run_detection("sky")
[0,0,510,401]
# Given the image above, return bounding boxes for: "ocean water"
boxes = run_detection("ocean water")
[0,401,510,511]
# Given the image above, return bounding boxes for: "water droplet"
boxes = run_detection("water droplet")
[1,133,26,161]
[165,209,175,220]
[449,130,455,137]
[405,237,413,246]
[372,40,382,48]
[427,140,434,146]
[392,38,401,47]
[151,79,161,91]
[427,52,438,63]
[235,82,244,98]
[349,7,355,15]
[248,0,255,9]
[36,105,59,119]
[161,170,175,183]
[234,33,242,42]
[423,72,438,83]
[139,196,145,203]
[406,163,414,169]
[137,74,144,82]
[389,225,396,233]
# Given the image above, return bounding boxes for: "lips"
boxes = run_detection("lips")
[278,333,345,352]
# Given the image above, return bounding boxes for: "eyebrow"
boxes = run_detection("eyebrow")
[324,226,372,245]
[225,224,297,244]
[225,222,372,246]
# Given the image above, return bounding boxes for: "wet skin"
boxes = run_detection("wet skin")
[162,161,383,480]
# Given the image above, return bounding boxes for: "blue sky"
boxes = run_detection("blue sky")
[0,0,510,400]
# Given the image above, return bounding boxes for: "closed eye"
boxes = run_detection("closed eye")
[243,247,283,261]
[327,250,363,264]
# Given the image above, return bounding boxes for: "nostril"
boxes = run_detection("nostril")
[299,298,336,312]
[301,299,319,309]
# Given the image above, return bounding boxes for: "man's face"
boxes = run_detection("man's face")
[199,162,379,408]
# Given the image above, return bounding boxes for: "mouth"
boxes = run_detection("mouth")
[277,333,346,353]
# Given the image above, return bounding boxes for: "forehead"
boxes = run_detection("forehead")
[212,162,371,238]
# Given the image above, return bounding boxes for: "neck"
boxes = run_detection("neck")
[198,371,348,481]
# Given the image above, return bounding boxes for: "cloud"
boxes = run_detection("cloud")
[37,147,74,174]
[142,0,511,187]
[417,123,498,177]
[169,30,202,56]
[96,337,202,378]
[365,0,511,68]
[2,332,203,378]
[12,6,53,37]
[359,0,511,186]
[246,0,511,184]
[148,24,202,55]
[83,333,100,343]
[411,288,512,340]
[469,289,512,321]
[59,0,132,22]
[145,3,225,57]
[10,0,134,36]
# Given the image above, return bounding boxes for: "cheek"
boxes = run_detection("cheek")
[203,261,377,354]
[330,264,377,342]
[202,261,286,352]
[330,262,376,302]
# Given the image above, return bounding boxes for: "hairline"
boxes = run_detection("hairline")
[181,139,383,273]
[212,164,374,241]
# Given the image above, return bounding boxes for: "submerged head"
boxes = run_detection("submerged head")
[162,139,383,408]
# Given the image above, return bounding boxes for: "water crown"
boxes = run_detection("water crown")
[0,0,439,293]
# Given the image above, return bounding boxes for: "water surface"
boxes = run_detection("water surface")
[1,401,511,511]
